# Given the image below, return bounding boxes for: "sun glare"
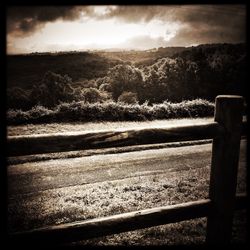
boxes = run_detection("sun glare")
[8,17,180,53]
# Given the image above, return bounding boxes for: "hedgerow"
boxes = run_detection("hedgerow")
[7,99,214,125]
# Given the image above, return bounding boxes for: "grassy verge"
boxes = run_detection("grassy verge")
[7,99,214,125]
[8,156,246,245]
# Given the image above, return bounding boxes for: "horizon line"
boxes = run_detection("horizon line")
[7,42,245,56]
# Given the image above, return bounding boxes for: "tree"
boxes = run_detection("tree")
[118,91,138,104]
[30,71,75,107]
[82,87,109,103]
[7,87,32,110]
[141,57,200,103]
[99,83,112,92]
[107,64,143,101]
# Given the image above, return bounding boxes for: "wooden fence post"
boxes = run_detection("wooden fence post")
[206,95,244,245]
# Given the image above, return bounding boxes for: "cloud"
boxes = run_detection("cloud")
[165,24,246,47]
[103,5,169,23]
[104,5,246,44]
[102,5,245,25]
[117,35,167,50]
[7,5,246,48]
[7,6,94,36]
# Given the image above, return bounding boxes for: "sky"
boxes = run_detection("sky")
[7,5,246,54]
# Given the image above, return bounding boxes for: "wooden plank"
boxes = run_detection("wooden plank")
[241,120,247,136]
[235,193,247,210]
[206,95,244,245]
[8,199,211,246]
[7,122,223,156]
[8,194,246,247]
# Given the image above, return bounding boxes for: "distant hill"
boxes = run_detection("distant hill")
[96,46,187,66]
[7,46,189,90]
[7,51,124,89]
[7,43,246,92]
[173,43,246,61]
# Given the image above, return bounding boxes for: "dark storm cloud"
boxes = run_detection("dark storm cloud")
[106,5,246,43]
[104,5,245,25]
[7,6,93,36]
[7,5,246,44]
[166,24,245,47]
[173,6,245,45]
[103,5,169,23]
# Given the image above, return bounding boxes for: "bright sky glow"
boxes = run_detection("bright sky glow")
[7,5,246,54]
[8,18,181,53]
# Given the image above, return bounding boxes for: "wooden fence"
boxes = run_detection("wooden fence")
[7,95,247,246]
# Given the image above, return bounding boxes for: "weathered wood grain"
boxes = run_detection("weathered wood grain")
[8,122,224,156]
[206,95,244,245]
[8,194,247,246]
[9,199,212,246]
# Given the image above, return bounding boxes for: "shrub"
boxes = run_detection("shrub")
[99,83,112,92]
[7,99,215,125]
[7,87,33,110]
[81,88,109,103]
[118,91,138,104]
[7,106,55,125]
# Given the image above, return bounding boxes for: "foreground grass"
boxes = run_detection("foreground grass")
[7,99,214,125]
[8,151,246,245]
[8,166,212,232]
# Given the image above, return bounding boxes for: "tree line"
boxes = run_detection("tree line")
[7,43,246,110]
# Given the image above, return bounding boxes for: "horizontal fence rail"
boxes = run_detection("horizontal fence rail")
[7,118,247,157]
[8,122,225,156]
[9,199,211,245]
[8,194,247,246]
